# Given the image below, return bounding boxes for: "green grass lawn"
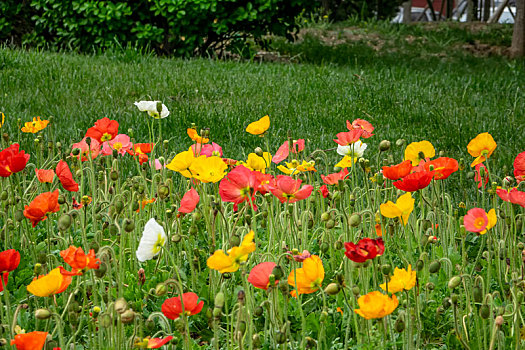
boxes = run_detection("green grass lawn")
[1,22,524,173]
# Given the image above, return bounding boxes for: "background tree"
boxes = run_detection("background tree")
[511,0,525,57]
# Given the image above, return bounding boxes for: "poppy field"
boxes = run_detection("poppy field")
[1,100,525,350]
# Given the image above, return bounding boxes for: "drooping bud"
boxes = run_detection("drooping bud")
[324,283,340,296]
[379,140,391,152]
[115,298,128,314]
[120,309,135,324]
[35,308,52,320]
[58,214,72,231]
[155,283,167,296]
[429,260,441,274]
[448,276,462,290]
[214,292,225,309]
[349,213,361,227]
[254,147,263,157]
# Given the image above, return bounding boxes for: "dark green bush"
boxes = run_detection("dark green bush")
[320,0,404,21]
[0,0,314,56]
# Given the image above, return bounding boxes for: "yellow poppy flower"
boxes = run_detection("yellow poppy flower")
[354,291,398,319]
[207,231,256,273]
[190,155,227,183]
[166,150,195,178]
[480,208,497,235]
[0,112,4,128]
[27,268,72,297]
[278,160,316,175]
[21,117,50,133]
[246,115,270,135]
[187,128,209,144]
[335,155,358,168]
[467,132,497,167]
[380,265,416,293]
[379,192,415,225]
[288,255,324,297]
[240,152,272,173]
[404,141,435,166]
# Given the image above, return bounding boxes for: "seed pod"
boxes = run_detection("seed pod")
[448,276,462,290]
[429,260,441,274]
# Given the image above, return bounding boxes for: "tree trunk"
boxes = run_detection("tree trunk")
[511,0,525,57]
[403,1,412,23]
[467,0,477,21]
[482,0,491,21]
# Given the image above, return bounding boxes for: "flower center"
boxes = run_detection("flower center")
[113,142,122,151]
[152,233,165,254]
[474,217,486,229]
[101,133,112,142]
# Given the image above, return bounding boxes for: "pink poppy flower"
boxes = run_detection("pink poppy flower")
[101,134,132,156]
[269,175,313,204]
[179,187,200,214]
[201,142,223,157]
[272,139,305,164]
[346,119,374,138]
[71,138,100,162]
[248,262,278,290]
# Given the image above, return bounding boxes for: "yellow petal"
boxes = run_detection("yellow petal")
[380,201,402,219]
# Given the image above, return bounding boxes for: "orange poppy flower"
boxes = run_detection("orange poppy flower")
[354,291,398,319]
[137,198,156,212]
[10,331,48,350]
[333,129,363,146]
[187,128,209,143]
[23,189,60,227]
[346,118,374,138]
[35,169,55,183]
[424,157,458,180]
[27,267,72,297]
[382,160,412,180]
[60,246,100,273]
[287,255,324,297]
[467,132,497,167]
[129,143,154,164]
[21,117,49,134]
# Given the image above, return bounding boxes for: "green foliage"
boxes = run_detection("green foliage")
[0,0,314,56]
[319,0,405,21]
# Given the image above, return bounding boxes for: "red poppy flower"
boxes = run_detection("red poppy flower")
[333,129,364,146]
[321,168,349,185]
[128,143,154,164]
[85,117,119,143]
[178,187,200,214]
[319,185,329,198]
[255,171,273,195]
[269,175,313,204]
[346,119,374,138]
[219,165,258,211]
[147,336,173,348]
[56,160,79,192]
[23,189,60,227]
[382,160,413,181]
[161,292,204,320]
[474,163,489,189]
[248,262,278,290]
[0,249,21,273]
[393,171,434,192]
[497,188,525,207]
[60,246,100,273]
[272,139,305,164]
[0,143,30,177]
[0,272,9,291]
[424,157,458,180]
[10,331,48,350]
[35,169,55,183]
[514,151,525,183]
[344,238,384,263]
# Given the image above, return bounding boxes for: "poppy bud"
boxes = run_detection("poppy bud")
[271,265,284,280]
[320,242,329,253]
[223,272,232,279]
[0,191,7,201]
[145,318,155,332]
[123,218,135,233]
[115,298,128,314]
[479,304,490,320]
[495,315,504,326]
[416,259,424,271]
[305,337,317,349]
[429,260,441,274]
[473,286,483,303]
[349,213,361,227]
[158,185,170,199]
[58,214,72,231]
[320,212,330,222]
[14,209,24,222]
[155,283,167,296]
[442,298,452,309]
[138,268,146,286]
[254,147,263,157]
[37,252,47,265]
[425,282,435,291]
[395,139,406,147]
[374,140,390,153]
[324,283,340,296]
[35,308,52,320]
[100,314,112,328]
[95,262,107,278]
[325,219,336,229]
[109,223,119,236]
[172,234,182,243]
[237,290,245,304]
[254,306,264,317]
[275,330,286,344]
[189,225,198,235]
[278,280,289,294]
[451,293,459,305]
[121,309,135,324]
[34,263,43,275]
[229,234,240,247]
[214,292,225,309]
[320,311,328,322]
[58,195,66,205]
[352,285,360,296]
[334,240,343,250]
[448,276,462,289]
[381,264,392,275]
[395,314,405,333]
[192,211,202,221]
[213,307,222,318]
[252,334,262,348]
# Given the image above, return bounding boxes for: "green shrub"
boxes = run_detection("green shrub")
[0,0,314,56]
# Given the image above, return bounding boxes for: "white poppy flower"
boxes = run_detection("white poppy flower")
[134,100,170,119]
[337,140,367,158]
[136,218,167,262]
